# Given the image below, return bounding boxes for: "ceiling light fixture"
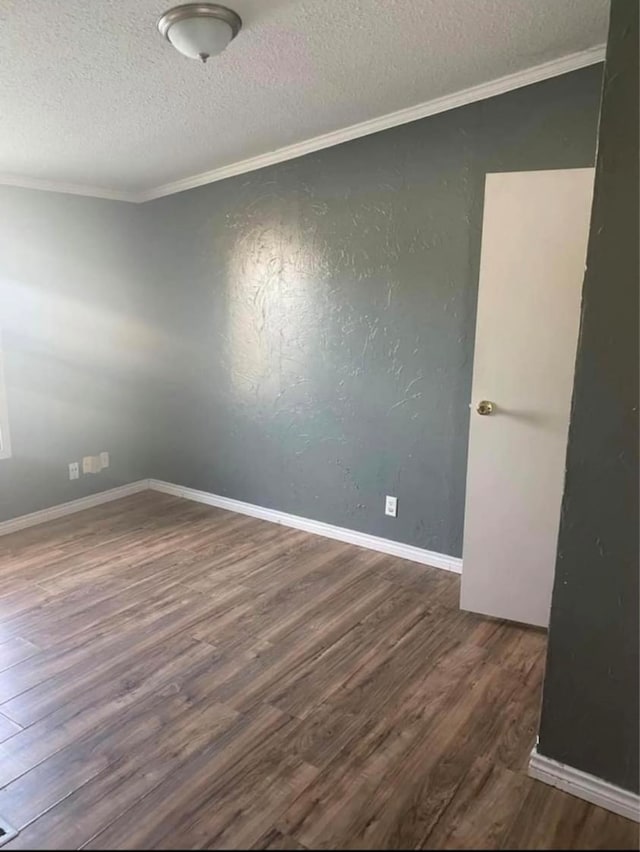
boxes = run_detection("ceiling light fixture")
[158,3,242,63]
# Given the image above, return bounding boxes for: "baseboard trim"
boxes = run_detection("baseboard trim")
[1,477,462,574]
[0,480,149,537]
[148,479,462,573]
[528,748,640,822]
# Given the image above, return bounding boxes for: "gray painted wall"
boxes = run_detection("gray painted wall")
[538,0,639,793]
[0,187,151,522]
[144,66,603,557]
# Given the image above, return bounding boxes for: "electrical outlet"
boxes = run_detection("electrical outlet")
[68,462,79,481]
[83,455,102,474]
[385,495,398,517]
[99,451,109,469]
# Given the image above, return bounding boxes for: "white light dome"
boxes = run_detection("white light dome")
[158,4,242,63]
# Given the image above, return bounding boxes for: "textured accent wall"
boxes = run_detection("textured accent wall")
[144,66,603,557]
[538,0,639,793]
[0,188,151,522]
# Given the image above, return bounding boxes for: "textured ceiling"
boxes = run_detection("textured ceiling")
[0,0,609,196]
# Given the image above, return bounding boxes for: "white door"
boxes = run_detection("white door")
[460,168,594,628]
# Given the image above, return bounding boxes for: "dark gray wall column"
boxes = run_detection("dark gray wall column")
[538,0,639,793]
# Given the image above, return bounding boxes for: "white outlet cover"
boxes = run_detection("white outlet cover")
[68,462,79,480]
[385,495,398,517]
[82,455,103,474]
[99,451,109,468]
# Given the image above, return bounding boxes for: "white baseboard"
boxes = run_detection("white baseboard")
[0,480,149,538]
[529,747,640,822]
[148,479,462,574]
[1,477,461,574]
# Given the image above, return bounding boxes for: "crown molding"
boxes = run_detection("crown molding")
[0,44,605,205]
[0,174,137,203]
[138,44,605,202]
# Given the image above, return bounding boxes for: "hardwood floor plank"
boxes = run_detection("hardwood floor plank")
[500,781,639,850]
[157,750,318,850]
[206,576,395,715]
[1,699,241,849]
[0,636,40,673]
[281,617,488,773]
[0,492,633,851]
[251,829,308,850]
[0,636,218,785]
[572,805,640,850]
[500,781,592,849]
[421,756,532,849]
[0,648,246,831]
[267,588,430,719]
[277,654,527,849]
[83,704,297,850]
[0,588,208,710]
[0,710,21,743]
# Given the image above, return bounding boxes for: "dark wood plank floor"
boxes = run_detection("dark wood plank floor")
[0,492,636,850]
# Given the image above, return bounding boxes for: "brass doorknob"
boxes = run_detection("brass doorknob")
[477,400,495,415]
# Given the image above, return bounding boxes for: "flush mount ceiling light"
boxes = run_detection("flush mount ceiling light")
[157,3,242,63]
